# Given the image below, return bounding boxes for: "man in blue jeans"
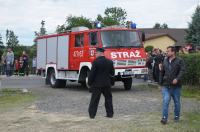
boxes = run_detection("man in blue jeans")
[159,46,185,125]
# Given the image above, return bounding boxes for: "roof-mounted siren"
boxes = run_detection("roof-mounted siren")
[131,23,137,29]
[71,26,89,32]
[95,21,102,29]
[127,21,137,29]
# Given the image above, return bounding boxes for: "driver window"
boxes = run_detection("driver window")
[75,34,84,47]
[89,32,98,46]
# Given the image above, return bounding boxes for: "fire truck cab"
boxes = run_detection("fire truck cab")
[36,26,148,90]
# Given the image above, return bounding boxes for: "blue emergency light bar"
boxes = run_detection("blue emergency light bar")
[131,23,137,29]
[96,22,102,29]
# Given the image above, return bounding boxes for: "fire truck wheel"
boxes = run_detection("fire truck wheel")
[45,72,51,85]
[49,70,66,88]
[122,78,132,90]
[81,70,91,91]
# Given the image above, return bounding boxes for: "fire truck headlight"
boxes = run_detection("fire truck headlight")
[141,68,148,74]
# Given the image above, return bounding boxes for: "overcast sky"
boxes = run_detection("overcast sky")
[0,0,199,46]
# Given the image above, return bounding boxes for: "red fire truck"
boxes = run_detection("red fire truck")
[36,26,148,90]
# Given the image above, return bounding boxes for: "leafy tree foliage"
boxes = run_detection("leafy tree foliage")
[66,15,92,29]
[145,45,154,52]
[56,16,92,33]
[56,7,128,32]
[5,29,19,49]
[35,20,47,36]
[185,6,200,47]
[153,23,168,29]
[104,7,127,25]
[0,33,5,58]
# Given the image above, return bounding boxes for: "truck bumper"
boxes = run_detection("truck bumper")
[114,68,148,77]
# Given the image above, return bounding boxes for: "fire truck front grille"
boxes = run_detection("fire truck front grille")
[117,60,127,66]
[113,59,146,67]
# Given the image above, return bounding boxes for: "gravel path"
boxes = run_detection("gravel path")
[33,82,200,117]
[1,76,199,117]
[1,76,200,132]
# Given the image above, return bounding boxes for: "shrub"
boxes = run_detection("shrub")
[145,45,154,52]
[178,53,200,85]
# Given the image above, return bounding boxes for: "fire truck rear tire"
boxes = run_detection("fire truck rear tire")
[122,78,132,90]
[49,70,66,88]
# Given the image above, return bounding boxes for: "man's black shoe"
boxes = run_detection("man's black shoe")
[89,116,95,119]
[160,118,167,125]
[105,115,113,118]
[174,117,179,122]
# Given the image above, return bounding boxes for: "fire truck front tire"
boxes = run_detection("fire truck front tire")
[80,70,91,92]
[49,70,66,88]
[122,78,132,90]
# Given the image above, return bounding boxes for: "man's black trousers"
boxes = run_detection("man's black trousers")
[88,87,113,118]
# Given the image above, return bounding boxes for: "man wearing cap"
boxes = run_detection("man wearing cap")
[88,47,115,119]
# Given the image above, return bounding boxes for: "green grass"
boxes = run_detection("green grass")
[182,85,200,100]
[65,112,200,132]
[134,83,159,91]
[136,84,200,100]
[0,88,35,109]
[123,112,200,132]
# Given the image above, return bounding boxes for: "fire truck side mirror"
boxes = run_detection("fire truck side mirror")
[142,32,145,42]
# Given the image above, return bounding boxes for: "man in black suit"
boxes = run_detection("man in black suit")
[88,47,115,119]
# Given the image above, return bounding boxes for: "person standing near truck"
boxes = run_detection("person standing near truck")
[159,46,185,125]
[88,47,115,119]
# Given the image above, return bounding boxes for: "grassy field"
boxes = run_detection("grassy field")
[0,88,35,109]
[182,85,200,100]
[77,112,200,132]
[137,84,200,100]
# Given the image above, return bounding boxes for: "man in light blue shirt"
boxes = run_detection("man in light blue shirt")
[5,48,14,76]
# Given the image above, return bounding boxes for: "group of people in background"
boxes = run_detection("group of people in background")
[145,48,165,83]
[0,47,37,77]
[13,51,29,76]
[145,44,199,83]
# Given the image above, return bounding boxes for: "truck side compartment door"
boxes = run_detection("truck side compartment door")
[69,33,85,70]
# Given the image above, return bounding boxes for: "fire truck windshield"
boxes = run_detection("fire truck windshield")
[101,30,141,48]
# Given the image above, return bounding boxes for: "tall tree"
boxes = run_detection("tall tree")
[161,23,168,29]
[0,33,4,48]
[6,29,9,42]
[56,7,127,32]
[29,44,36,58]
[153,23,168,29]
[66,15,92,30]
[56,24,66,33]
[40,20,47,35]
[104,7,127,25]
[101,16,119,26]
[97,14,103,22]
[35,20,47,36]
[153,23,161,29]
[56,15,92,33]
[185,5,200,47]
[0,33,5,56]
[6,30,19,49]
